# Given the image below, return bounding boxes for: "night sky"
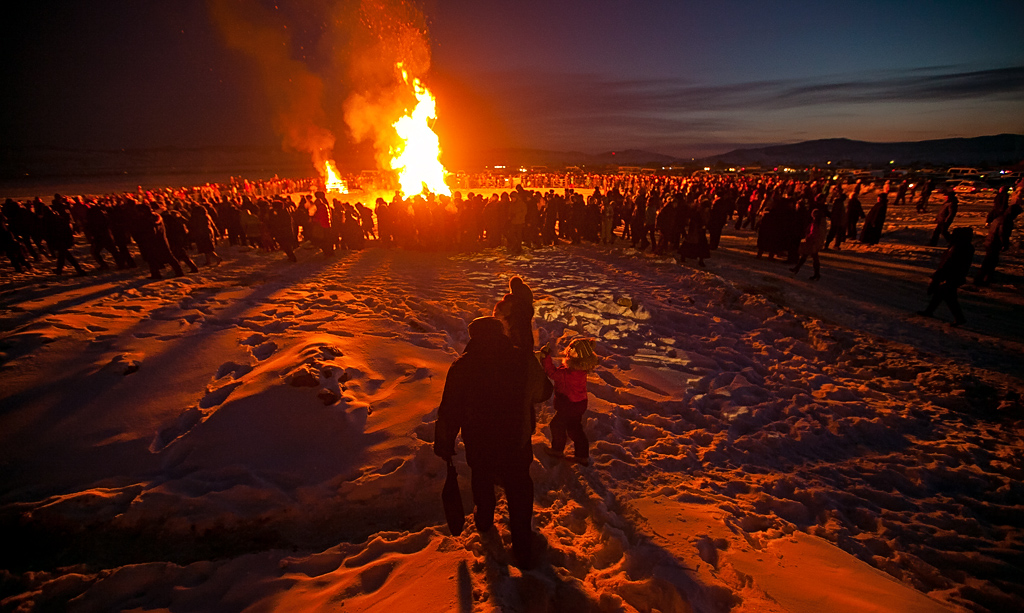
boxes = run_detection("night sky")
[2,0,1022,165]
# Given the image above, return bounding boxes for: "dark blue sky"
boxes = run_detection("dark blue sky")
[2,0,1022,163]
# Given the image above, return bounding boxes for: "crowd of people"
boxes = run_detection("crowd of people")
[1,174,1020,312]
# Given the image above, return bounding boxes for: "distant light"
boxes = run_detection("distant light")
[827,161,832,165]
[704,167,711,171]
[890,160,895,164]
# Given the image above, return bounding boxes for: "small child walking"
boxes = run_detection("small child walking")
[540,338,598,466]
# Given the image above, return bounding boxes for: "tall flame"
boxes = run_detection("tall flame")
[322,159,348,193]
[390,66,450,197]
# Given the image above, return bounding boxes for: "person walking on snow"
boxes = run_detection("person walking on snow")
[541,338,598,466]
[433,317,552,569]
[791,208,828,280]
[917,227,974,327]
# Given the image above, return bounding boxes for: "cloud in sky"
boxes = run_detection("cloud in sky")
[467,65,1024,156]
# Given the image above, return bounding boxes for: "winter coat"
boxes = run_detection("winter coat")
[932,229,974,289]
[240,209,262,239]
[188,207,217,253]
[267,207,297,249]
[162,211,191,251]
[493,284,535,351]
[860,197,888,245]
[799,218,829,256]
[434,318,552,469]
[542,354,587,403]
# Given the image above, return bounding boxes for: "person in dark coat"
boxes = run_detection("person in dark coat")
[824,191,847,250]
[986,186,1010,225]
[755,199,789,259]
[707,190,733,250]
[860,193,888,245]
[267,199,298,262]
[0,216,31,272]
[916,178,934,213]
[1001,200,1022,252]
[974,213,1006,286]
[134,204,184,279]
[188,204,223,266]
[678,201,711,266]
[162,209,200,273]
[433,317,552,569]
[84,204,125,269]
[928,192,959,246]
[845,193,864,240]
[107,201,137,268]
[42,204,85,276]
[493,276,535,351]
[3,199,40,261]
[918,227,974,326]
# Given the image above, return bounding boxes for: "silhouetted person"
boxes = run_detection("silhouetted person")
[84,204,128,269]
[43,204,85,276]
[860,193,887,245]
[916,179,934,212]
[162,209,200,273]
[493,276,535,350]
[267,200,298,262]
[791,208,828,280]
[824,191,847,250]
[0,217,31,272]
[433,317,552,569]
[845,193,864,240]
[975,213,1006,286]
[918,227,973,326]
[189,205,223,266]
[929,192,958,246]
[134,204,184,280]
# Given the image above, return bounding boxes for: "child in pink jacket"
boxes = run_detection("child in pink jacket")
[541,338,598,465]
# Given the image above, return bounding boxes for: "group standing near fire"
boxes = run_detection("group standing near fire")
[2,172,1021,325]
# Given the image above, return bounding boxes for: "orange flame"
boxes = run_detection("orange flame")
[322,159,348,193]
[390,65,450,197]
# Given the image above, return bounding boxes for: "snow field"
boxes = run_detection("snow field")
[1,228,1021,612]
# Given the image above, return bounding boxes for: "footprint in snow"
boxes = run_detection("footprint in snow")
[200,381,241,409]
[251,341,278,361]
[215,361,252,380]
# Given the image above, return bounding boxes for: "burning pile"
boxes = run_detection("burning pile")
[389,65,450,197]
[322,159,348,194]
[211,0,449,200]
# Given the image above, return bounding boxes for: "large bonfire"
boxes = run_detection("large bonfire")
[319,63,449,199]
[389,63,450,198]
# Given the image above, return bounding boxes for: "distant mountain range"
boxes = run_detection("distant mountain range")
[2,135,1021,185]
[482,134,1024,169]
[705,134,1024,167]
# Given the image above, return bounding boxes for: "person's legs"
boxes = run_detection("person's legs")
[944,289,967,325]
[549,410,568,454]
[470,467,497,532]
[791,254,807,273]
[810,254,821,280]
[566,411,589,460]
[500,466,535,568]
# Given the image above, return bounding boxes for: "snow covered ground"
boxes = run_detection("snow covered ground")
[1,193,1022,612]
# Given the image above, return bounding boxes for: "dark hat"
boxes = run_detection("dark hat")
[467,317,506,339]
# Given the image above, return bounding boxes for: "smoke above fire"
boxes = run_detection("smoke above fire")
[208,0,446,195]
